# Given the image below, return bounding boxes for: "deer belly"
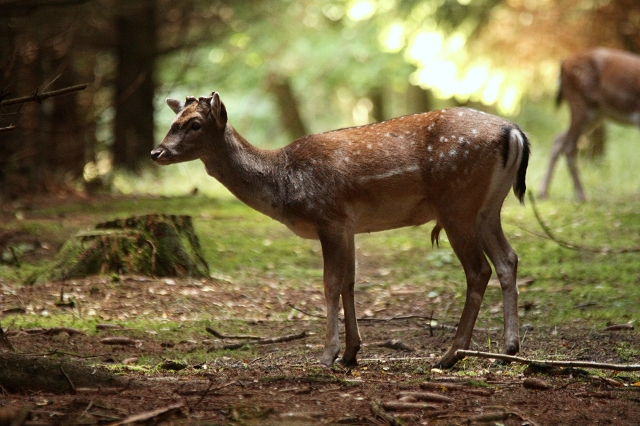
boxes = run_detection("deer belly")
[353,197,436,233]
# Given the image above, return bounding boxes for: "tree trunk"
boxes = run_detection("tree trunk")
[113,0,157,170]
[406,84,432,114]
[369,87,384,122]
[0,6,89,200]
[268,75,308,140]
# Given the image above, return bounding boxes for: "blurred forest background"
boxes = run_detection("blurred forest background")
[1,0,640,201]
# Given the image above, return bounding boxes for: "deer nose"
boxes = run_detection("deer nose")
[150,147,167,162]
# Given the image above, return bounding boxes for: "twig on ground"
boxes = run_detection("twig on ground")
[359,314,441,322]
[397,391,453,403]
[190,380,237,406]
[455,349,640,371]
[287,303,325,319]
[205,327,261,340]
[287,303,441,323]
[0,326,15,352]
[420,381,494,396]
[60,367,76,394]
[112,402,185,425]
[370,400,405,426]
[211,331,311,351]
[375,339,414,352]
[382,401,437,411]
[528,192,640,253]
[603,324,634,331]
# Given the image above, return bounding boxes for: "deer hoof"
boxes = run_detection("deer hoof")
[337,357,358,368]
[319,351,339,367]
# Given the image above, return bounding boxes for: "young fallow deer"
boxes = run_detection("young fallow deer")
[151,92,530,369]
[540,47,640,201]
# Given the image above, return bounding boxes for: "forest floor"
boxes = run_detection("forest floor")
[1,275,640,426]
[1,194,640,425]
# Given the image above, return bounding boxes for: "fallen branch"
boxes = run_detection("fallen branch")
[287,303,326,319]
[420,381,494,396]
[455,349,640,371]
[529,192,640,253]
[382,401,437,411]
[370,400,404,426]
[112,402,185,425]
[205,327,261,340]
[211,331,311,351]
[375,339,414,352]
[359,314,441,322]
[100,337,139,346]
[287,303,441,322]
[397,391,453,403]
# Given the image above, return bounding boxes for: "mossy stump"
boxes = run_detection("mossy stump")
[51,214,209,279]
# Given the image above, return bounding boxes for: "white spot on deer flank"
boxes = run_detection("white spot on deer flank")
[472,129,478,135]
[367,143,372,149]
[449,149,457,157]
[427,145,432,152]
[357,165,420,182]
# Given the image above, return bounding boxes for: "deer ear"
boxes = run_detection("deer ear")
[166,98,184,114]
[210,92,228,128]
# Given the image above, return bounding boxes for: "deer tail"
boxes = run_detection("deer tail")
[509,128,530,204]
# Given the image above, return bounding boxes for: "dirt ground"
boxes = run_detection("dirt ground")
[1,273,639,426]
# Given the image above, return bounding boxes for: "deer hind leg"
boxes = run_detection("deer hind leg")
[564,137,586,202]
[318,229,360,367]
[479,213,520,357]
[435,222,492,369]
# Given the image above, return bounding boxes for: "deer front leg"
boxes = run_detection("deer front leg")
[435,226,492,369]
[318,230,359,367]
[338,235,360,366]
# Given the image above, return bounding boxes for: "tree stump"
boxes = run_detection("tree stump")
[51,214,209,279]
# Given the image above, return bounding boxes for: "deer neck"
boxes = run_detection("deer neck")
[200,125,283,219]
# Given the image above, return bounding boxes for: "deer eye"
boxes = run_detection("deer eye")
[191,121,201,131]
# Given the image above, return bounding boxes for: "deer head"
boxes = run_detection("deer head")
[151,92,228,165]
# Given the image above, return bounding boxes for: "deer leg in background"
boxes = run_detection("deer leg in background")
[564,133,587,202]
[540,104,592,201]
[434,221,492,369]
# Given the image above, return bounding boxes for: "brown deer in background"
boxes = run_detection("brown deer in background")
[540,48,640,201]
[151,92,530,368]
